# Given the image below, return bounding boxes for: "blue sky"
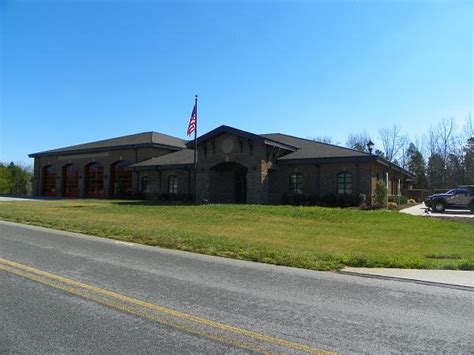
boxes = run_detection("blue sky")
[1,0,472,165]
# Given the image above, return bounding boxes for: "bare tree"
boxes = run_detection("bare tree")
[426,118,458,187]
[378,125,408,162]
[310,136,334,144]
[463,114,473,141]
[435,118,456,163]
[346,131,371,152]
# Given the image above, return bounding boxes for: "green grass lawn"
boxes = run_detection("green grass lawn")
[0,199,472,271]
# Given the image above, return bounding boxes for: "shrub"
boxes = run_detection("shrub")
[387,202,398,210]
[374,180,387,208]
[144,192,193,203]
[388,195,408,205]
[408,198,417,204]
[281,193,362,208]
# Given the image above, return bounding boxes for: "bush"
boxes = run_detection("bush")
[144,192,193,203]
[374,180,387,208]
[281,193,362,208]
[388,195,408,205]
[408,198,417,204]
[387,202,398,210]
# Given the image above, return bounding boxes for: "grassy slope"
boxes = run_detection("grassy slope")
[0,200,472,270]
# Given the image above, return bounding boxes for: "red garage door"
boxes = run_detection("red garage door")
[85,162,104,198]
[42,165,56,196]
[62,163,80,197]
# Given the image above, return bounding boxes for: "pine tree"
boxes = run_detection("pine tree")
[406,143,427,188]
[427,153,445,189]
[464,137,474,184]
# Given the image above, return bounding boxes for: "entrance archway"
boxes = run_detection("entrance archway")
[111,161,132,198]
[85,162,104,198]
[62,163,79,197]
[210,162,247,203]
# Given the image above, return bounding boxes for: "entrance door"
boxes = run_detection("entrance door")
[210,162,248,203]
[234,168,247,203]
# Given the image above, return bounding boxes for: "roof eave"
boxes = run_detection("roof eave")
[277,156,369,164]
[28,143,184,158]
[129,163,194,169]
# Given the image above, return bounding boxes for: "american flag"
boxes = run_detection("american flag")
[187,103,197,137]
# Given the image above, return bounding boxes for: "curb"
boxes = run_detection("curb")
[338,270,474,291]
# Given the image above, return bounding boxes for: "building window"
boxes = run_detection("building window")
[337,172,352,195]
[141,176,148,193]
[289,172,303,194]
[168,175,178,194]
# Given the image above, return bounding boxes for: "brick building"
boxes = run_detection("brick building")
[29,125,413,203]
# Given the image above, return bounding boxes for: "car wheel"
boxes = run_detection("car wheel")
[433,200,445,213]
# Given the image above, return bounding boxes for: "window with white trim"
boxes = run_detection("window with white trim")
[289,172,303,194]
[337,172,352,195]
[168,175,178,194]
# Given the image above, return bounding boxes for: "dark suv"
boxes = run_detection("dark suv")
[425,185,474,213]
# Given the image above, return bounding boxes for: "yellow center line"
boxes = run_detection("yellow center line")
[0,263,271,354]
[0,257,335,354]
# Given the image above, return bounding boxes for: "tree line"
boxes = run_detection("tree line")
[0,162,32,195]
[346,116,473,190]
[313,116,473,191]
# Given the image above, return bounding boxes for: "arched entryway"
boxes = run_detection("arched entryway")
[110,160,132,198]
[42,165,56,196]
[85,162,104,198]
[62,163,80,197]
[210,162,247,203]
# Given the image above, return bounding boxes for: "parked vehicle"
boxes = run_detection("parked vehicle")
[424,185,474,213]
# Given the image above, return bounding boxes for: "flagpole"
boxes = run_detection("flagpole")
[193,95,198,204]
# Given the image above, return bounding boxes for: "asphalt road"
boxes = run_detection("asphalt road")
[0,221,472,354]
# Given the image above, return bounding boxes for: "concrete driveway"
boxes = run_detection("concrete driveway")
[401,203,474,220]
[0,196,61,202]
[0,196,38,202]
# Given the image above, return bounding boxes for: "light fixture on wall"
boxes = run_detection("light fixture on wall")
[367,140,374,155]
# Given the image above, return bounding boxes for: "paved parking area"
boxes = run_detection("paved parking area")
[401,203,474,220]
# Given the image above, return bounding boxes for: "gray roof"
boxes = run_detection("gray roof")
[261,133,368,160]
[189,125,298,151]
[130,149,195,168]
[29,131,187,157]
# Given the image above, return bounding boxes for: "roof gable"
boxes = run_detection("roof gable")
[188,125,298,151]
